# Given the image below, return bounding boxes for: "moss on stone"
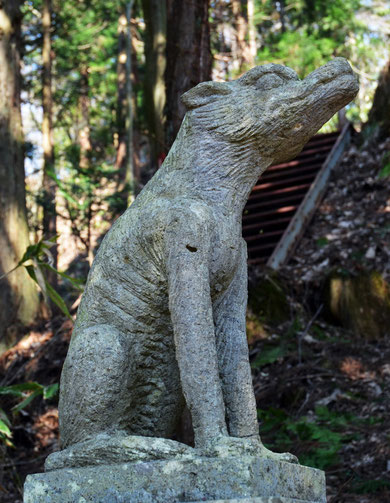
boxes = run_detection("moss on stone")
[248,274,290,325]
[326,271,390,339]
[24,455,326,502]
[246,310,268,343]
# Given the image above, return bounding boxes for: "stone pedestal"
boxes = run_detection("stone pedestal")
[24,456,326,503]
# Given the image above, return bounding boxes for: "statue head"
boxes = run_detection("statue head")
[181,58,358,165]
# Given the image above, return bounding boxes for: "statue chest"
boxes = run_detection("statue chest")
[209,217,242,296]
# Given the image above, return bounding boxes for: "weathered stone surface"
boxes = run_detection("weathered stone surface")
[45,434,194,471]
[45,433,302,472]
[57,59,358,459]
[197,499,314,503]
[24,60,358,503]
[25,456,326,503]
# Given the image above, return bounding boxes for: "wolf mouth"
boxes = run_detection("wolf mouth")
[278,71,358,107]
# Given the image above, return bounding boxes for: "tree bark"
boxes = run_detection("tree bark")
[42,0,57,284]
[78,66,94,265]
[125,1,135,202]
[231,0,250,73]
[0,1,39,348]
[246,0,256,67]
[79,67,92,171]
[116,6,140,202]
[276,0,286,33]
[141,0,167,171]
[165,0,212,149]
[115,11,128,184]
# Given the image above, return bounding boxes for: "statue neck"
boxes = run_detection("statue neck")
[166,121,272,216]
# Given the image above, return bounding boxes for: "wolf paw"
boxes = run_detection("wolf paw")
[198,434,299,464]
[257,443,299,464]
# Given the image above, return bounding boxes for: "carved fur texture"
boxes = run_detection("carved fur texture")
[58,59,358,459]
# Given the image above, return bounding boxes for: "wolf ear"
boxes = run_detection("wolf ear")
[181,81,232,110]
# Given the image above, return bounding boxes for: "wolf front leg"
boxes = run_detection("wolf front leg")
[213,240,299,463]
[213,239,259,438]
[165,208,228,448]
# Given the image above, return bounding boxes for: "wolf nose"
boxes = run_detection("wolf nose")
[324,57,354,75]
[304,58,354,85]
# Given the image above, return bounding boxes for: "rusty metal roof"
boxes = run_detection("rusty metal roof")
[243,125,351,268]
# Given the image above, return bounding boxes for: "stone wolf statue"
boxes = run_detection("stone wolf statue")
[49,58,358,469]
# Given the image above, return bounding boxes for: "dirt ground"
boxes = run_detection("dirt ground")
[249,317,390,503]
[249,133,390,502]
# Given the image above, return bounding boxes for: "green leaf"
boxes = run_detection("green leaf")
[25,261,73,319]
[0,408,14,447]
[0,237,59,281]
[58,186,83,208]
[44,280,72,320]
[0,419,12,439]
[43,383,59,400]
[316,237,329,247]
[378,162,390,179]
[25,264,49,305]
[17,242,43,266]
[11,389,42,414]
[0,388,24,398]
[252,346,288,369]
[0,264,20,281]
[0,408,11,428]
[25,265,73,321]
[39,263,84,291]
[6,382,43,392]
[354,479,390,494]
[24,264,37,282]
[0,382,43,397]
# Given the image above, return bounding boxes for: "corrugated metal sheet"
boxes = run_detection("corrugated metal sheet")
[243,126,351,267]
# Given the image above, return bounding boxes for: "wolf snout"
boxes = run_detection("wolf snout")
[305,58,355,86]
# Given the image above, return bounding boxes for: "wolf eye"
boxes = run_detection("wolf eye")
[255,74,284,91]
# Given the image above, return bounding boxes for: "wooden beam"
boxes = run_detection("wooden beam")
[266,123,352,270]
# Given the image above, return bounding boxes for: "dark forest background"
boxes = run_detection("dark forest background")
[0,1,389,501]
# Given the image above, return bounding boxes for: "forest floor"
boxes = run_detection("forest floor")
[249,133,390,502]
[250,318,390,503]
[0,134,389,502]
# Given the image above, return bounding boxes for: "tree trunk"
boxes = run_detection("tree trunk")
[141,0,167,171]
[125,1,135,202]
[79,67,92,171]
[42,0,57,284]
[78,67,94,265]
[246,0,256,67]
[115,11,128,184]
[231,0,250,73]
[366,59,390,141]
[276,0,286,33]
[165,0,212,149]
[116,5,140,202]
[0,1,39,348]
